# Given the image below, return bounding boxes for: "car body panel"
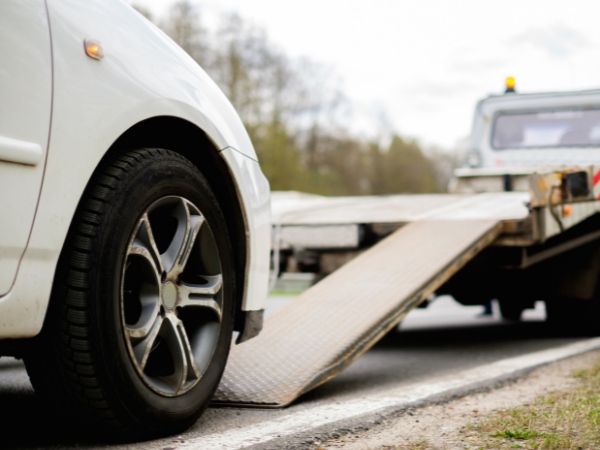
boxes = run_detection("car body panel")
[0,0,52,295]
[220,147,271,312]
[0,0,270,339]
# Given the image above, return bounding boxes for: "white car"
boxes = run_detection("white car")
[0,0,270,436]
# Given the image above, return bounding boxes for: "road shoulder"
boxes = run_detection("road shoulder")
[318,349,600,450]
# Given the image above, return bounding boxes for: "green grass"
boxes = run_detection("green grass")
[464,361,600,449]
[381,361,600,449]
[491,428,546,439]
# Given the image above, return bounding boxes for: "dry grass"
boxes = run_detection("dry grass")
[380,439,430,450]
[462,362,600,449]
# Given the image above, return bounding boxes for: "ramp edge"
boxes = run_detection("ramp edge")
[213,220,503,408]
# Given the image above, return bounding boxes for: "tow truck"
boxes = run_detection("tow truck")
[214,79,600,408]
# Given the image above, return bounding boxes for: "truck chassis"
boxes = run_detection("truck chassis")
[213,167,600,407]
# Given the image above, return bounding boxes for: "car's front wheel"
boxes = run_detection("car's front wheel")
[25,148,235,437]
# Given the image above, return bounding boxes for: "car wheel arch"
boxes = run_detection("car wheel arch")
[88,116,250,333]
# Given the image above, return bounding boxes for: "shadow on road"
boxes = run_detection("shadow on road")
[0,359,75,449]
[299,320,590,405]
[382,320,585,346]
[0,320,593,448]
[0,359,159,449]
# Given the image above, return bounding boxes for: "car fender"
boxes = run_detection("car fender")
[0,0,270,339]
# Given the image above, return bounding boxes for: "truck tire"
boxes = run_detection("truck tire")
[498,300,526,321]
[24,148,235,437]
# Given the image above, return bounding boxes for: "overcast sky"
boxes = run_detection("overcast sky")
[131,0,600,149]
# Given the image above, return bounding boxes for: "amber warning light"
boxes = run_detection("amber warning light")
[84,39,104,60]
[505,76,516,93]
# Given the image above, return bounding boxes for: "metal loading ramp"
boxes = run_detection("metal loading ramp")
[214,219,502,407]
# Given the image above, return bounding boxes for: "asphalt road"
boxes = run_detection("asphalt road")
[0,296,589,449]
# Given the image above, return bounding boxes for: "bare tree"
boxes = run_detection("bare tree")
[158,2,444,196]
[130,3,153,22]
[161,1,208,66]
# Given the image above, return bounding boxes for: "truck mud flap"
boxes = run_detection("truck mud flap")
[213,219,502,407]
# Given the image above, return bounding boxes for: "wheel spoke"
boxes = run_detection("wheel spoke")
[129,315,163,371]
[162,200,204,278]
[123,222,161,335]
[178,275,222,321]
[180,299,222,322]
[160,315,200,394]
[177,319,201,387]
[180,274,222,297]
[125,297,160,338]
[175,201,204,276]
[129,213,164,277]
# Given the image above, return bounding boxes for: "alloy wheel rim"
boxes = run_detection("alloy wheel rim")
[120,196,223,397]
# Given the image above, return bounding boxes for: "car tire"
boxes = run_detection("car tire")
[25,148,235,437]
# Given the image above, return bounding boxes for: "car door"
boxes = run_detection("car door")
[0,1,53,295]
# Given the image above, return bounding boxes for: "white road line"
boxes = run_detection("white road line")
[184,338,600,450]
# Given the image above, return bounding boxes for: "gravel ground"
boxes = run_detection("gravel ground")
[318,349,600,450]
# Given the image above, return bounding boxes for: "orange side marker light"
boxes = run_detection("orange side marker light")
[84,39,104,60]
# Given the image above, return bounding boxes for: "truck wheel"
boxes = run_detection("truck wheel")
[24,149,235,437]
[498,300,525,321]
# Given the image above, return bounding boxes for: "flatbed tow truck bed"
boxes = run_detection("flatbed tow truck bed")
[214,168,600,407]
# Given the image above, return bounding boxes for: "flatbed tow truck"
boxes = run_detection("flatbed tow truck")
[213,82,600,408]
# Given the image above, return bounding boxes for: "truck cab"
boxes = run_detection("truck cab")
[438,82,600,324]
[451,85,600,194]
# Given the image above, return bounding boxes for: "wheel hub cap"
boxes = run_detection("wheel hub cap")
[162,282,177,309]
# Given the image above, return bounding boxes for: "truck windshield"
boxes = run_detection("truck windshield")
[493,108,600,149]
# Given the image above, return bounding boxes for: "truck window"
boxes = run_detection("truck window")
[492,108,600,149]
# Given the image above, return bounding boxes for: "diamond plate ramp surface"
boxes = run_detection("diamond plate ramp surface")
[214,220,502,407]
